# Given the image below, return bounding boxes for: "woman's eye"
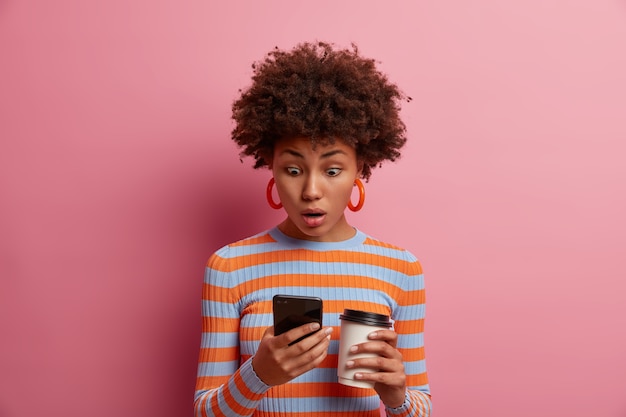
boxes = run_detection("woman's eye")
[286,167,301,176]
[326,168,342,177]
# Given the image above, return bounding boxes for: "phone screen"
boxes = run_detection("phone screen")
[273,295,323,344]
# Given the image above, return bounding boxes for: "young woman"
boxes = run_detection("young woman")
[195,42,431,417]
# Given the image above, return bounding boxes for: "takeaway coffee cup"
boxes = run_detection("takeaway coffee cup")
[337,309,392,388]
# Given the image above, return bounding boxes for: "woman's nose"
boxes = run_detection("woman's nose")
[302,174,322,201]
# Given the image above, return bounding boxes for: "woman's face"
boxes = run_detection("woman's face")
[271,137,361,242]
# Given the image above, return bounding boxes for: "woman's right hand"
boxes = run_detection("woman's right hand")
[252,323,333,386]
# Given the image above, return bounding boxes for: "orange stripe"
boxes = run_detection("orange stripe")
[325,300,390,316]
[406,371,429,387]
[363,237,404,249]
[198,347,239,362]
[202,316,239,333]
[237,299,392,317]
[196,376,228,390]
[395,319,425,334]
[205,252,225,269]
[238,353,339,369]
[240,300,271,316]
[208,250,416,274]
[201,283,236,303]
[209,306,420,338]
[266,382,377,398]
[229,233,277,247]
[398,346,425,362]
[204,275,403,302]
[239,327,265,342]
[398,289,426,306]
[363,238,423,270]
[320,353,338,368]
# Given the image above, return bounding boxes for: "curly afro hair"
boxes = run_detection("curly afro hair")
[231,41,411,180]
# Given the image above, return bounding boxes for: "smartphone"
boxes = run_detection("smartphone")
[273,294,323,345]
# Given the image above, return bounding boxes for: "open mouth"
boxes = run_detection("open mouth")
[302,211,326,227]
[304,213,324,218]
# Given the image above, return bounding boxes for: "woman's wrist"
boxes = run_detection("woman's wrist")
[383,390,410,413]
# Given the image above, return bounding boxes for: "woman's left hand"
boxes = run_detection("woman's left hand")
[346,329,406,408]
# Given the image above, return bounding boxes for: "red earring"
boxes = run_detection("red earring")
[266,178,283,209]
[348,179,365,212]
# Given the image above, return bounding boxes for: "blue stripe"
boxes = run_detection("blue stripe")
[396,333,425,349]
[411,384,431,394]
[203,268,239,288]
[292,364,341,383]
[235,286,403,307]
[197,360,239,377]
[214,227,420,261]
[219,261,423,283]
[200,331,238,349]
[405,359,428,375]
[235,309,427,333]
[202,301,241,318]
[221,239,414,260]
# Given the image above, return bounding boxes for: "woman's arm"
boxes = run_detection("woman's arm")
[193,252,270,417]
[193,250,333,416]
[344,259,432,416]
[384,259,431,417]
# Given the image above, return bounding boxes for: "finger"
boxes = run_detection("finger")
[290,349,329,376]
[272,328,332,381]
[287,326,333,357]
[350,340,402,360]
[354,368,406,388]
[281,322,322,346]
[367,329,398,347]
[286,331,332,374]
[348,355,404,373]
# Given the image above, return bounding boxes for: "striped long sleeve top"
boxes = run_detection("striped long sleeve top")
[194,227,431,417]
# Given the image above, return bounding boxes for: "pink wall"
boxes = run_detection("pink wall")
[1,1,625,416]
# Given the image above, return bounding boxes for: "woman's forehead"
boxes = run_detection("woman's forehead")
[274,137,356,156]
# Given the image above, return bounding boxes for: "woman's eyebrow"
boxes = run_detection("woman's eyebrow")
[280,149,304,158]
[320,149,347,158]
[279,149,347,158]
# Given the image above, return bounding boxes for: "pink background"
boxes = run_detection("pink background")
[1,1,625,416]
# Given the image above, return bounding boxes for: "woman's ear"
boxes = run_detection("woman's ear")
[356,160,365,179]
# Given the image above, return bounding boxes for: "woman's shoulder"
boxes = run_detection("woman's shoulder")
[209,229,275,257]
[206,228,283,268]
[225,229,276,249]
[360,232,417,259]
[358,232,423,275]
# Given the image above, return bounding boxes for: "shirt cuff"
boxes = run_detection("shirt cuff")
[240,356,271,395]
[384,391,411,415]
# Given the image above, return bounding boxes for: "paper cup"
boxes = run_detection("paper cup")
[337,309,391,388]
